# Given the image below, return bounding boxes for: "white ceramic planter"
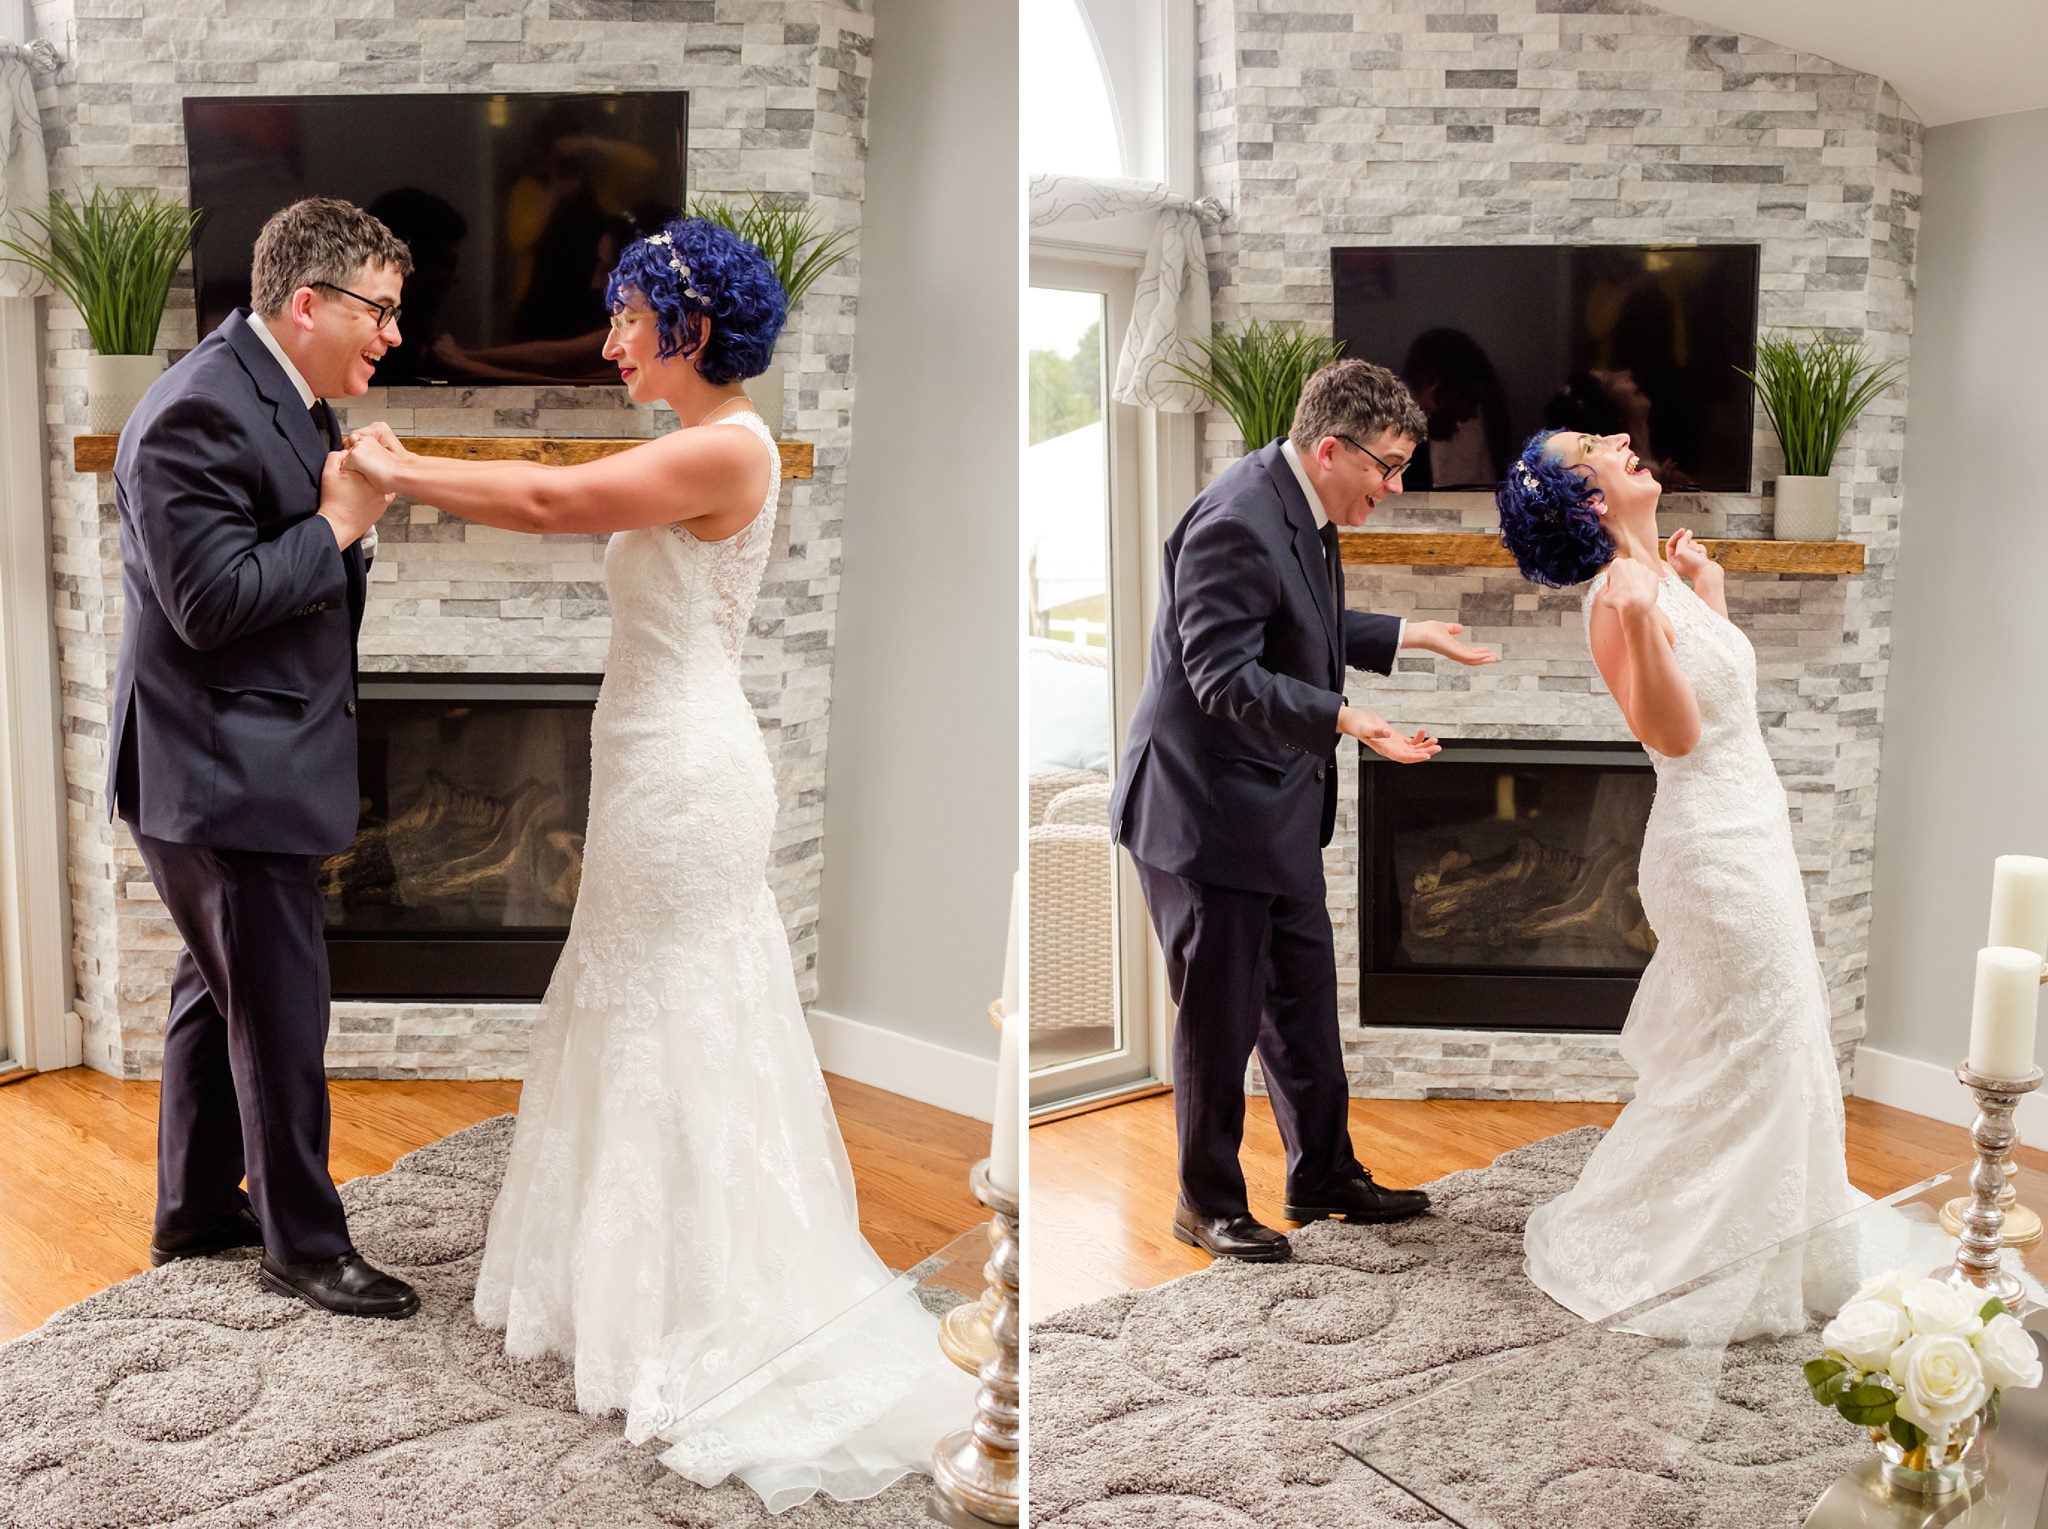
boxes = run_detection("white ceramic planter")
[1772,473,1839,542]
[744,358,786,439]
[86,353,165,435]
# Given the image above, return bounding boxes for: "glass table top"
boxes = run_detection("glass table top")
[660,1220,993,1431]
[1340,1164,2048,1529]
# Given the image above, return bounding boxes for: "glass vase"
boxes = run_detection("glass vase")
[1870,1404,1989,1499]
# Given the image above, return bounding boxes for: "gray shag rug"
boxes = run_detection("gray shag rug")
[1030,1128,1877,1528]
[0,1115,951,1529]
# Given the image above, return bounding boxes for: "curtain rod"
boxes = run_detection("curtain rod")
[0,39,62,73]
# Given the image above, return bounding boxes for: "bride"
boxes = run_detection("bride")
[342,218,974,1510]
[1494,429,1861,1335]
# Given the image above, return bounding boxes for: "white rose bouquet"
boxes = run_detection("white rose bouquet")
[1807,1270,2042,1471]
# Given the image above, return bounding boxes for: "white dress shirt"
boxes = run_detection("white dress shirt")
[246,311,316,407]
[1278,438,1402,652]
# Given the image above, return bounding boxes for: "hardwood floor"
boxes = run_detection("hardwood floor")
[1025,1091,2036,1322]
[0,1067,988,1344]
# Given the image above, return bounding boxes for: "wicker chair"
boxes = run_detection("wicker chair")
[1026,638,1117,1040]
[1028,780,1115,1038]
[1030,767,1105,827]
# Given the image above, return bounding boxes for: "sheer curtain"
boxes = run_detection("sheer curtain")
[0,28,54,290]
[0,2,73,1075]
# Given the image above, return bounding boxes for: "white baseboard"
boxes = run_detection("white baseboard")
[806,1008,997,1123]
[1854,1045,2048,1138]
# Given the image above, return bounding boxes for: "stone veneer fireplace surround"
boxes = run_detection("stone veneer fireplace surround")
[32,2,877,1079]
[1199,0,1919,1101]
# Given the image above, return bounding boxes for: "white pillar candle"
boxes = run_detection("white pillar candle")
[1968,946,2044,1081]
[1000,870,1022,1017]
[989,1010,1022,1196]
[1988,855,2048,962]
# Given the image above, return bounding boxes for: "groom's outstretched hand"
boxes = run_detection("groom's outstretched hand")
[1399,620,1497,666]
[1337,704,1441,763]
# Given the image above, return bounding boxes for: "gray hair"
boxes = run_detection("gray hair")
[249,198,413,317]
[1289,358,1426,455]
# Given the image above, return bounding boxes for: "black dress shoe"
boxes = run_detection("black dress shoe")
[150,1205,264,1267]
[1171,1201,1292,1262]
[259,1251,420,1319]
[1285,1172,1431,1224]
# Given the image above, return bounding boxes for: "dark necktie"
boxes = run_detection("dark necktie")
[312,398,339,451]
[1318,520,1343,682]
[1319,519,1343,604]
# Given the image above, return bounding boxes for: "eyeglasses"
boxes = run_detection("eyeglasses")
[1337,435,1410,483]
[313,281,403,332]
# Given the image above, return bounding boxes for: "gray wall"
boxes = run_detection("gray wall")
[1865,107,2048,1068]
[816,0,1018,1058]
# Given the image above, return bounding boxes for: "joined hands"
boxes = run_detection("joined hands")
[318,449,393,551]
[340,421,410,496]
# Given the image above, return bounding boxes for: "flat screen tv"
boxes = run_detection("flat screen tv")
[1330,244,1760,493]
[184,91,688,387]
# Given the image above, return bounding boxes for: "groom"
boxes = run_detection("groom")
[111,198,418,1317]
[1112,359,1497,1262]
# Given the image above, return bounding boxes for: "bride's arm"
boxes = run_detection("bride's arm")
[1588,566,1700,758]
[1665,528,1729,619]
[343,427,770,537]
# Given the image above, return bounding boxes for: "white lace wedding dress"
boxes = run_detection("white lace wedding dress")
[1522,565,1862,1339]
[473,411,975,1511]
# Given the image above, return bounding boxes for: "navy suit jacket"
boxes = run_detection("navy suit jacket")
[109,309,368,855]
[1111,441,1400,896]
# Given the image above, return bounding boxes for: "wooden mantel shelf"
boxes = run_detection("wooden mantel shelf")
[73,434,815,480]
[1338,530,1862,575]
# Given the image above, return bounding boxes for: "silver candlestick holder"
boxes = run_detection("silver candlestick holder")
[927,1160,1019,1528]
[1938,1128,2044,1250]
[934,1004,1013,1374]
[1935,1063,2043,1314]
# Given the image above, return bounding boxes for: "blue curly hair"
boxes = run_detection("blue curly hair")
[1495,430,1617,589]
[604,217,787,385]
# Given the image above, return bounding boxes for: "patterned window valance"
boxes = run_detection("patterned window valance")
[0,41,57,299]
[1028,173,1226,413]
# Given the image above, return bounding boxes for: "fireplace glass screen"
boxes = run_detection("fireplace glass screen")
[1360,740,1654,1031]
[324,676,598,998]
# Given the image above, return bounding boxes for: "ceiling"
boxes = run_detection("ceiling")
[1666,0,2048,127]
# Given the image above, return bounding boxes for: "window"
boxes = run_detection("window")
[1022,0,1125,178]
[1026,260,1153,1104]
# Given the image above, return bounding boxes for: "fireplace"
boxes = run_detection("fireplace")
[323,675,599,1000]
[1357,739,1655,1032]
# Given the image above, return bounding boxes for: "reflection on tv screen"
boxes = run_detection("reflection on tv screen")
[184,91,688,388]
[1332,244,1760,494]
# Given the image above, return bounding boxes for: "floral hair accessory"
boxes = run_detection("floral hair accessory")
[643,231,705,303]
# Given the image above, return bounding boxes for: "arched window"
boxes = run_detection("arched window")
[1022,0,1125,178]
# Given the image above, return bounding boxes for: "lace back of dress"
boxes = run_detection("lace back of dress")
[669,411,780,665]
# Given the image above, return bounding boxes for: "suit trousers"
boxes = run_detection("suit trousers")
[1132,854,1362,1218]
[132,831,352,1264]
